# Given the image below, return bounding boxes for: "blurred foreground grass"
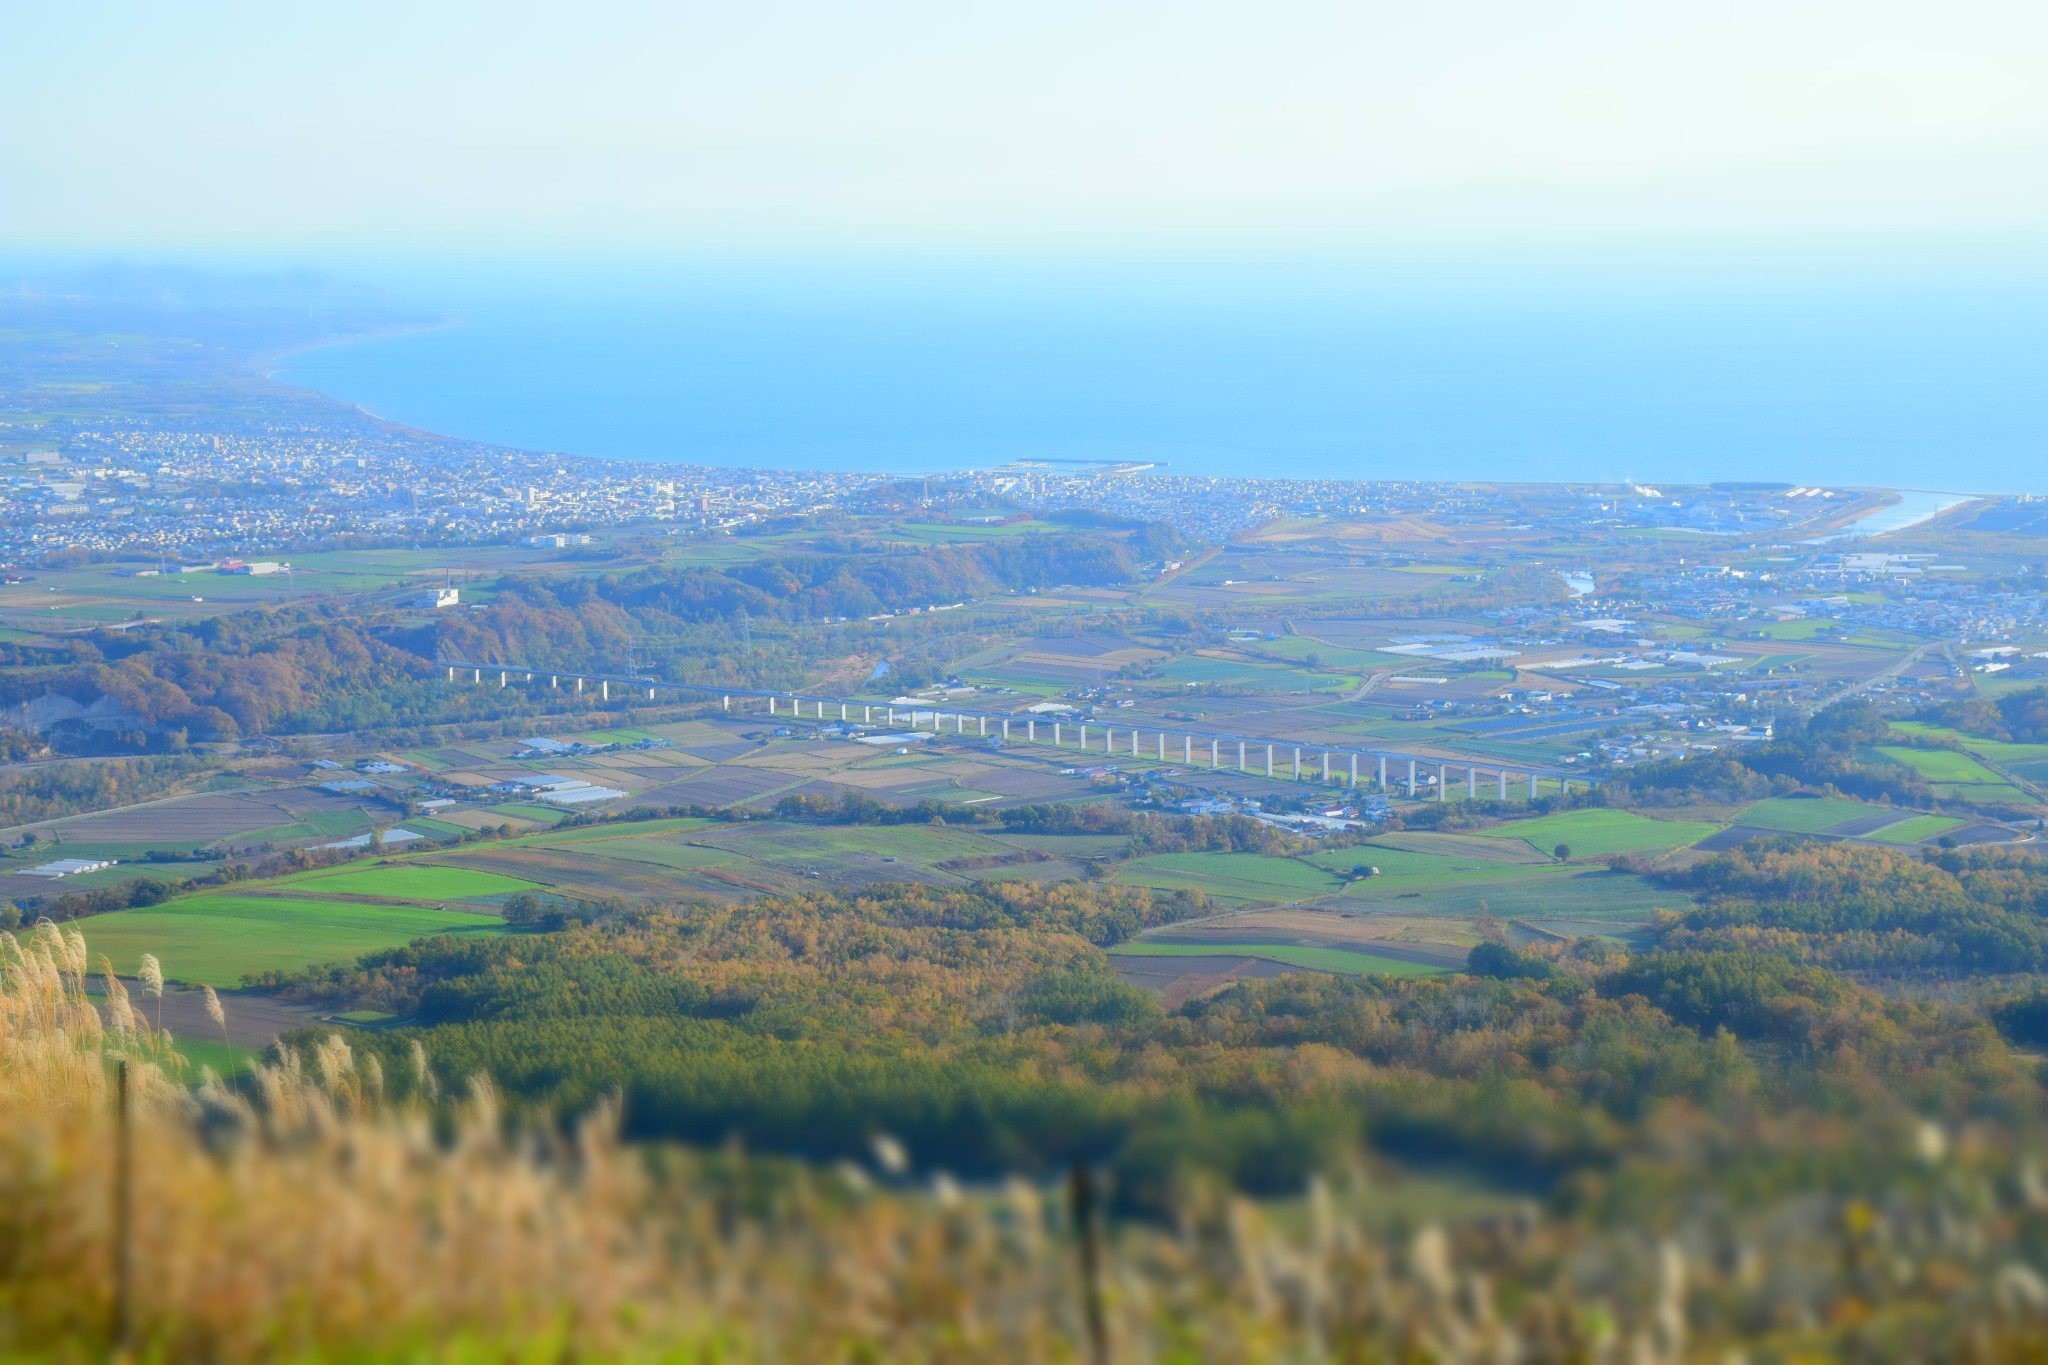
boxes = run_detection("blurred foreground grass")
[10,919,2048,1360]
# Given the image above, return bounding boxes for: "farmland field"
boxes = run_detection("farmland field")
[1876,745,2005,784]
[28,793,295,842]
[1746,619,1839,641]
[1114,851,1346,904]
[1736,795,1879,833]
[1327,868,1671,921]
[281,864,543,900]
[567,841,741,872]
[1890,723,2048,766]
[1481,809,1719,859]
[496,817,713,848]
[1865,814,1966,844]
[1154,656,1355,691]
[1110,940,1444,976]
[1364,830,1552,862]
[1304,845,1575,887]
[1934,782,2032,805]
[77,894,504,986]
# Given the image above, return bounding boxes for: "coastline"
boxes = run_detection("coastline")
[1815,489,1978,541]
[261,318,550,454]
[262,315,458,384]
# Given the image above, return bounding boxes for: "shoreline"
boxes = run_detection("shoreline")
[262,315,459,384]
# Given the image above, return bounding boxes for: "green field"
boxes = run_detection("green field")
[172,1036,260,1078]
[572,841,740,872]
[238,808,372,845]
[490,804,565,822]
[1735,796,1876,833]
[1934,782,2033,806]
[281,864,543,900]
[1111,941,1444,976]
[1481,809,1719,859]
[1365,830,1552,863]
[1114,851,1347,903]
[1329,869,1678,922]
[560,727,660,745]
[496,817,713,849]
[1865,815,1966,844]
[403,818,470,838]
[1875,745,2005,784]
[762,823,1012,863]
[1747,619,1840,641]
[1891,723,2048,766]
[1304,845,1575,887]
[77,894,504,986]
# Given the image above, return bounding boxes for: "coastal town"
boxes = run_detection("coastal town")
[7,399,2041,563]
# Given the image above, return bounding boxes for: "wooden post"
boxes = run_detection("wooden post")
[114,1058,133,1352]
[1068,1164,1109,1365]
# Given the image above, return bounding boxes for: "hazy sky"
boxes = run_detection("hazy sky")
[7,0,2047,253]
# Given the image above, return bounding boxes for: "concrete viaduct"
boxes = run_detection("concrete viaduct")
[441,663,1596,800]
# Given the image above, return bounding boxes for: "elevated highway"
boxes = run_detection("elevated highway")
[438,662,1599,800]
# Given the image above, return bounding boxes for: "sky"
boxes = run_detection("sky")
[5,0,2048,254]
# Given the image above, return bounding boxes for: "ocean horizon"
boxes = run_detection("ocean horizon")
[276,251,2048,493]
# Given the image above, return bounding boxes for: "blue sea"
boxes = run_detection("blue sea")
[279,248,2048,492]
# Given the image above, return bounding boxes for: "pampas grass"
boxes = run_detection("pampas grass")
[202,981,229,1054]
[5,918,2048,1360]
[138,952,163,1034]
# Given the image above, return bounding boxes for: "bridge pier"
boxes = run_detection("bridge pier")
[1237,741,1246,771]
[601,680,609,700]
[1054,723,1062,745]
[1210,738,1219,768]
[472,668,482,684]
[1321,753,1330,782]
[1438,763,1448,801]
[1349,754,1358,787]
[1265,745,1274,777]
[1407,759,1417,797]
[1026,720,1035,741]
[1292,747,1300,779]
[575,677,583,693]
[1183,734,1192,764]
